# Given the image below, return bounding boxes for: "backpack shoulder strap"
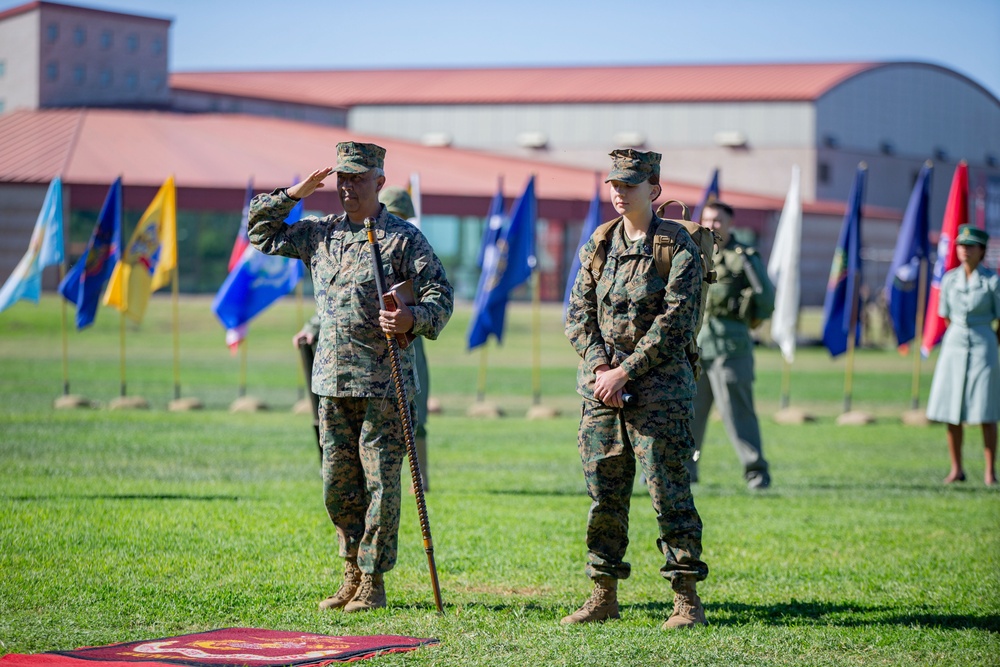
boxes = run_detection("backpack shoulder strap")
[582,217,621,278]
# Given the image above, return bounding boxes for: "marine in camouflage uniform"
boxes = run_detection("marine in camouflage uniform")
[691,201,775,489]
[563,148,708,630]
[249,142,453,612]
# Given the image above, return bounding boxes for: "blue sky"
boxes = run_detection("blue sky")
[4,0,999,99]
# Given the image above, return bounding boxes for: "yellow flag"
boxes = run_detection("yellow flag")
[103,176,177,323]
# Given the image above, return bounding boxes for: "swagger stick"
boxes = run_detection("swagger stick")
[364,217,444,614]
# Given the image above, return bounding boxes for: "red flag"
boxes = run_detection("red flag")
[228,178,254,272]
[921,161,968,356]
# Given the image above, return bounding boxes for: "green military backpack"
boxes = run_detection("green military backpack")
[584,199,719,377]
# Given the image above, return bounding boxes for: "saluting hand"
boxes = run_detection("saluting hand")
[287,167,334,200]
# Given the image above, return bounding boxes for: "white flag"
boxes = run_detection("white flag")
[767,165,802,363]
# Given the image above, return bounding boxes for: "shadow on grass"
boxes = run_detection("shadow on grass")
[629,600,1000,632]
[4,494,244,502]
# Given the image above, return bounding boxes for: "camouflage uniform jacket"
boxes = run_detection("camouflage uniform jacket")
[249,188,453,398]
[697,237,775,360]
[566,216,703,416]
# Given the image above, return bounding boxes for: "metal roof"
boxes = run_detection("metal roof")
[170,62,879,108]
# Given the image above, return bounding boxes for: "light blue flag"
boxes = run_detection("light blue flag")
[468,175,536,349]
[0,177,65,313]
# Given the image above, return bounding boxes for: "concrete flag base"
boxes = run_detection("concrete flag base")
[526,404,560,420]
[773,407,816,424]
[53,394,91,409]
[901,409,931,426]
[109,396,150,410]
[292,398,313,415]
[230,396,268,413]
[466,401,503,418]
[836,410,876,426]
[169,397,204,412]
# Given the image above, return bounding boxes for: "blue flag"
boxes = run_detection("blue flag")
[821,164,867,357]
[0,177,65,313]
[563,179,602,314]
[693,168,720,222]
[476,180,506,268]
[58,178,122,329]
[885,163,933,349]
[468,175,536,349]
[212,184,303,342]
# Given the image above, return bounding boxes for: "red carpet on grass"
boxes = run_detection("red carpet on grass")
[0,628,439,667]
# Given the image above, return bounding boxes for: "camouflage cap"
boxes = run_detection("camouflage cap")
[605,148,661,185]
[334,141,386,174]
[379,186,415,219]
[956,224,989,246]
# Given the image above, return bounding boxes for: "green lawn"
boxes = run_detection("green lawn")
[0,295,997,666]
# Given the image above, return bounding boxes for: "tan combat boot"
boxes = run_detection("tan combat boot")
[560,576,620,624]
[662,576,707,629]
[318,558,362,611]
[343,572,386,613]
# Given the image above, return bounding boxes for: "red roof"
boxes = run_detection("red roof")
[170,62,878,107]
[0,108,899,219]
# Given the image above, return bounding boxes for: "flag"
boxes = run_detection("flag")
[213,181,304,351]
[821,164,867,357]
[563,177,602,313]
[693,168,720,222]
[0,177,65,313]
[468,175,536,349]
[922,161,968,356]
[476,178,506,269]
[103,175,177,323]
[58,178,122,329]
[227,178,254,272]
[885,163,933,350]
[767,165,802,363]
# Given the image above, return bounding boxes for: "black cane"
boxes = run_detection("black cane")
[364,217,444,614]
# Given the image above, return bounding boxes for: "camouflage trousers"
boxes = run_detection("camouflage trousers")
[318,395,411,575]
[577,397,708,583]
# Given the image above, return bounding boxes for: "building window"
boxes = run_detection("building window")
[46,23,59,42]
[126,34,139,53]
[45,62,59,81]
[73,27,85,46]
[99,68,112,87]
[73,65,86,84]
[150,73,165,91]
[124,71,138,90]
[152,37,163,55]
[100,30,113,49]
[818,162,831,185]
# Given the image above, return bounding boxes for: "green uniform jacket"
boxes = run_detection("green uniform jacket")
[249,189,453,398]
[566,216,702,416]
[697,238,775,360]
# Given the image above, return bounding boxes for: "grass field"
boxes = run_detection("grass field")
[1,295,998,666]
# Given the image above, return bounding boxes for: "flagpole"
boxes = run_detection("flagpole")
[118,310,127,397]
[909,258,929,409]
[59,265,70,396]
[476,344,488,402]
[239,336,248,398]
[531,271,542,406]
[171,266,181,400]
[842,278,860,413]
[779,358,791,410]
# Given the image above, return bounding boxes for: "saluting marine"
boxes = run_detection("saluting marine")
[249,141,453,612]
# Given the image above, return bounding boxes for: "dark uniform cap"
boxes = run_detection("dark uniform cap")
[956,224,989,246]
[605,148,661,185]
[379,186,415,219]
[334,141,386,174]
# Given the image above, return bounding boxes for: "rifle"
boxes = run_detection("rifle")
[363,217,444,614]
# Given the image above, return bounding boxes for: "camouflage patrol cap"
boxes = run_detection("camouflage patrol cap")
[379,186,415,219]
[605,148,661,185]
[956,224,989,246]
[334,141,386,174]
